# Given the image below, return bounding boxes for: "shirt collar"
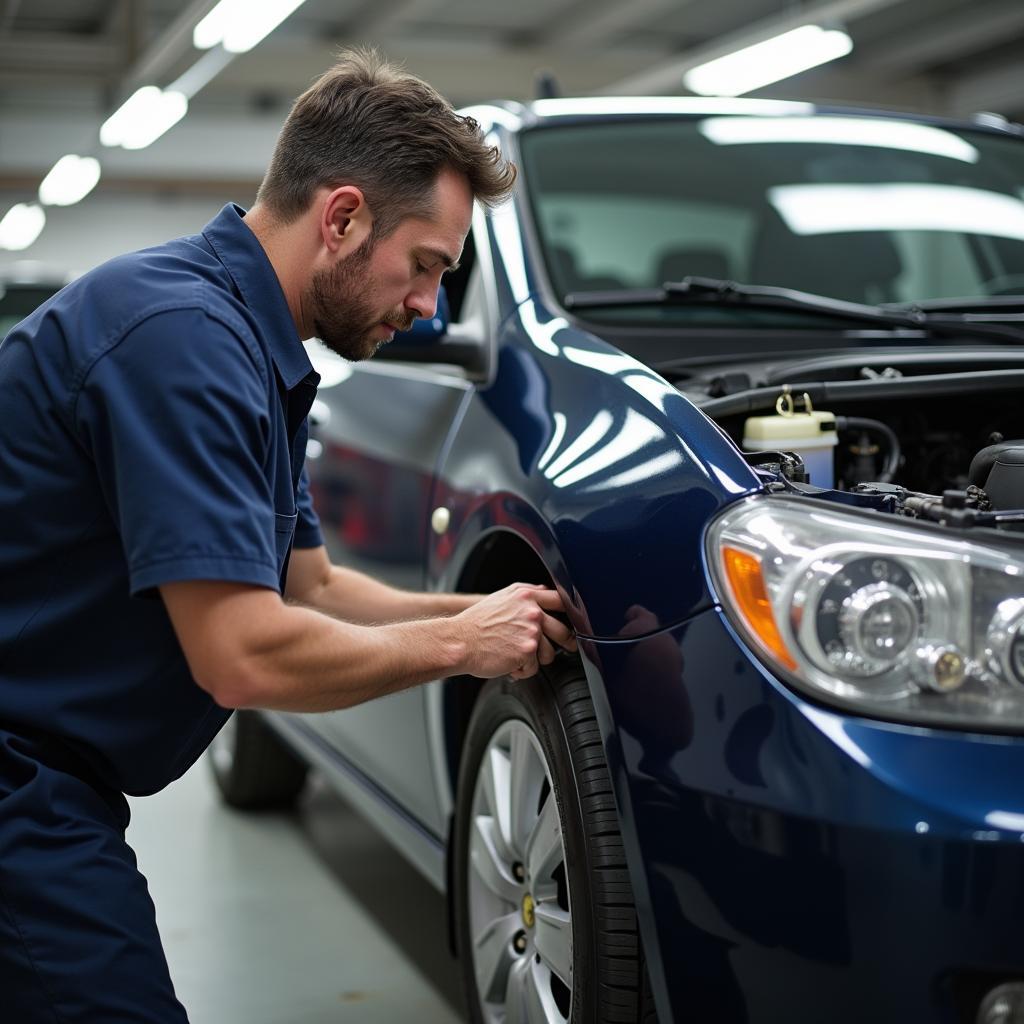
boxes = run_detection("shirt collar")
[202,203,316,390]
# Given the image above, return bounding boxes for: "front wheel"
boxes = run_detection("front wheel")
[453,659,658,1024]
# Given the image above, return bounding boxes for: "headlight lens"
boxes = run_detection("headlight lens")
[707,495,1024,729]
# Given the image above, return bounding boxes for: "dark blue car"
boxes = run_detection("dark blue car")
[211,97,1024,1024]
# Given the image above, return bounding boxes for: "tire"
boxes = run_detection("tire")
[207,710,308,810]
[453,657,659,1024]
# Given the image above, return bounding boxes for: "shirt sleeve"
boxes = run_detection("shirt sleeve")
[294,462,324,549]
[74,307,281,596]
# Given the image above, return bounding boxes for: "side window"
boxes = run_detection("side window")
[456,263,485,325]
[446,224,491,337]
[444,229,476,322]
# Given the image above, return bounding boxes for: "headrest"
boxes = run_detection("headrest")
[656,247,731,284]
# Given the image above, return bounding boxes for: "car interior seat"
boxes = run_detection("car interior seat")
[750,211,903,304]
[547,243,627,295]
[655,247,732,285]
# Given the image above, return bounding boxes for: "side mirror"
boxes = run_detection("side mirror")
[373,285,487,376]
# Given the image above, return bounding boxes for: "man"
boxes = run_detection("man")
[0,50,575,1022]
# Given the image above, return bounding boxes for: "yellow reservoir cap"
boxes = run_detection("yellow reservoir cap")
[743,409,838,447]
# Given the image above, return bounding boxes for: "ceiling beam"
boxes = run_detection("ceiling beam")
[0,32,122,75]
[345,0,452,37]
[546,0,691,50]
[946,59,1024,120]
[0,0,23,36]
[602,0,907,95]
[863,2,1024,75]
[122,0,221,93]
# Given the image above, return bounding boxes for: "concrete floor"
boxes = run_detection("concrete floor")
[127,757,467,1024]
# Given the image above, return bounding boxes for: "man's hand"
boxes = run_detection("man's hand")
[453,583,577,680]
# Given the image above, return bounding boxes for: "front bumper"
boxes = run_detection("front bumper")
[580,607,1024,1024]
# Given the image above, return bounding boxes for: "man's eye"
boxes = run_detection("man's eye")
[414,261,428,275]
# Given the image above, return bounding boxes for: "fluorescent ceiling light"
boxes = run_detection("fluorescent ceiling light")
[684,25,853,97]
[0,203,46,251]
[193,0,234,49]
[38,155,102,207]
[100,87,188,150]
[699,116,979,163]
[769,183,1024,241]
[194,0,308,53]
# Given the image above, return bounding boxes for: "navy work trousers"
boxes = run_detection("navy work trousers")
[0,729,189,1022]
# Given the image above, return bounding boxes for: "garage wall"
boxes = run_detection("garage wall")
[0,192,256,283]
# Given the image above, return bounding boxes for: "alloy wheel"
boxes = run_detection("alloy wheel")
[467,719,573,1024]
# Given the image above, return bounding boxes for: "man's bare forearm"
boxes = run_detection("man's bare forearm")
[224,600,469,712]
[161,579,576,716]
[298,564,478,623]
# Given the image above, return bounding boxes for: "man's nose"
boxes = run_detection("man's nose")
[406,285,438,322]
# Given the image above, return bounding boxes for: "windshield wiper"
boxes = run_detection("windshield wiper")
[883,295,1024,315]
[563,276,1024,343]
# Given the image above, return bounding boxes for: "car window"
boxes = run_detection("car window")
[456,262,486,326]
[536,193,754,289]
[519,117,1024,314]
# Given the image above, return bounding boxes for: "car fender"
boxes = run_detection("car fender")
[429,301,761,640]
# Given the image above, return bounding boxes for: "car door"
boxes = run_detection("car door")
[299,343,470,837]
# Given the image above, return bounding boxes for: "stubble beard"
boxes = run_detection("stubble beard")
[308,234,415,362]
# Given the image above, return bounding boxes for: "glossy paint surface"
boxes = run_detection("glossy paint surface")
[582,607,1024,1024]
[431,256,760,639]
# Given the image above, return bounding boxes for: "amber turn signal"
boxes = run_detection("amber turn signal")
[721,546,798,672]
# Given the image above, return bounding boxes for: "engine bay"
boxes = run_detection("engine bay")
[699,367,1024,530]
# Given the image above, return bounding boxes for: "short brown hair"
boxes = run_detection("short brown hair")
[256,48,516,236]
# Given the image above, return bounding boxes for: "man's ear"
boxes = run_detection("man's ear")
[320,186,372,254]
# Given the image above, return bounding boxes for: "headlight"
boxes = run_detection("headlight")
[706,495,1024,729]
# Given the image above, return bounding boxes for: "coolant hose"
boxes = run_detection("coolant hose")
[836,416,901,483]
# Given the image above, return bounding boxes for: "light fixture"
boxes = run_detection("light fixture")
[194,0,308,54]
[0,203,46,251]
[38,155,102,207]
[684,25,853,97]
[100,87,188,150]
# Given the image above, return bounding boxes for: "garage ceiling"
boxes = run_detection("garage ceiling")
[1,0,1023,199]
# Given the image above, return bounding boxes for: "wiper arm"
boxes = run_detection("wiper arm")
[564,276,1024,343]
[883,295,1024,315]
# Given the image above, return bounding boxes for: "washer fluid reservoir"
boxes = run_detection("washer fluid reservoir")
[743,392,838,488]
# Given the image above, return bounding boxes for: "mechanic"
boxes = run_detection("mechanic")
[0,49,576,1022]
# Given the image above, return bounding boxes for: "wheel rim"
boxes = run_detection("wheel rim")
[209,713,238,778]
[467,719,573,1024]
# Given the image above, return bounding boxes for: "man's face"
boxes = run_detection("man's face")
[308,169,472,362]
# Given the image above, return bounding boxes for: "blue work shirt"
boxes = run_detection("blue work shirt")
[0,203,322,796]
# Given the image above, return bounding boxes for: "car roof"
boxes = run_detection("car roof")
[459,97,1024,140]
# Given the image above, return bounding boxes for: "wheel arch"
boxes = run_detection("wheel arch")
[440,528,554,808]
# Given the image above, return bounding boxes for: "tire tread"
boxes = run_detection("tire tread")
[548,665,660,1024]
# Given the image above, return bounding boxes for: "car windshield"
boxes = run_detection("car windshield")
[518,115,1024,325]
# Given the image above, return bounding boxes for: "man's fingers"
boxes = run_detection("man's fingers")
[540,611,576,651]
[511,653,539,679]
[530,588,570,612]
[537,634,557,666]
